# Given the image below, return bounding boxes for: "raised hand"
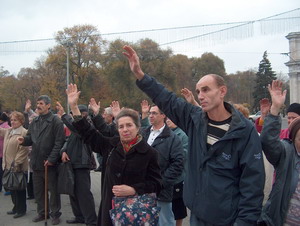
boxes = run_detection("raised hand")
[141,100,150,119]
[66,84,80,107]
[56,101,65,118]
[181,88,200,107]
[122,45,144,80]
[25,99,32,112]
[66,83,81,116]
[89,98,100,116]
[259,98,271,119]
[268,80,287,116]
[111,101,121,118]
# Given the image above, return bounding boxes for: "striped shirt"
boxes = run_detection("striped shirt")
[207,117,231,150]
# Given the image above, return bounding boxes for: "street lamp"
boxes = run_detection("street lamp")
[63,41,73,114]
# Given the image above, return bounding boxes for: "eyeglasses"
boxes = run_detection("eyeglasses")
[148,111,160,116]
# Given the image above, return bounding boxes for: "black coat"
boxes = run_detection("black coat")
[23,112,65,170]
[73,117,162,226]
[60,114,94,169]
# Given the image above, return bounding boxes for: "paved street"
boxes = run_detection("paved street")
[0,170,190,226]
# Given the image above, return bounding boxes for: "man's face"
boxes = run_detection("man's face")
[102,112,113,124]
[149,106,165,127]
[81,111,89,118]
[287,112,300,125]
[36,100,50,115]
[195,75,226,112]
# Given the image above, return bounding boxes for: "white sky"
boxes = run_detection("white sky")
[0,0,299,75]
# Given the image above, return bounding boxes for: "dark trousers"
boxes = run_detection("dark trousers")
[33,168,61,218]
[27,172,34,198]
[70,168,97,225]
[0,157,3,192]
[11,189,27,214]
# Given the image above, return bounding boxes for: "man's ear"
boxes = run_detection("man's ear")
[220,86,227,98]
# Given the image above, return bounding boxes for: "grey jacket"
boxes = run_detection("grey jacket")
[260,114,300,226]
[136,74,265,225]
[22,112,65,170]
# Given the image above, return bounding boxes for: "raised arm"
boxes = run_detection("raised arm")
[268,80,287,116]
[89,98,101,116]
[181,88,200,107]
[66,83,81,116]
[260,80,287,166]
[140,100,150,120]
[122,45,145,80]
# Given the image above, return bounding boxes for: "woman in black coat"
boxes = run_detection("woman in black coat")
[66,84,162,226]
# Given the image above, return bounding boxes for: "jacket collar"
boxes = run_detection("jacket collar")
[145,124,171,138]
[111,135,150,154]
[9,126,24,136]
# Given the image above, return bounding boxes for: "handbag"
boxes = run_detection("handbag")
[2,162,27,191]
[57,161,75,196]
[109,193,160,226]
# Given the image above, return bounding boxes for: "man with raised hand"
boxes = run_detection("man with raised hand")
[123,45,265,226]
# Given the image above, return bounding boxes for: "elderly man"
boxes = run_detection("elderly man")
[18,95,65,225]
[123,45,265,226]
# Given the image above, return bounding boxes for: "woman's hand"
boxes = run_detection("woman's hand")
[112,185,136,197]
[268,80,286,116]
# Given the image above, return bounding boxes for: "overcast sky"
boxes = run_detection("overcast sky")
[1,0,299,75]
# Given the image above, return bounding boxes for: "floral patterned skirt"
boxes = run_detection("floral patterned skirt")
[109,193,160,226]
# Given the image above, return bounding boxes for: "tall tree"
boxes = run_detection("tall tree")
[0,66,10,77]
[42,24,106,107]
[252,51,277,111]
[190,52,226,83]
[226,70,256,106]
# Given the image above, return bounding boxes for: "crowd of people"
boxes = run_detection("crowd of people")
[0,45,299,226]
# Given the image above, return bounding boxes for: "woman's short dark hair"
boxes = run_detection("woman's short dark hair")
[115,108,141,128]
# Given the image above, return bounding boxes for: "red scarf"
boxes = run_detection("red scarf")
[122,135,139,152]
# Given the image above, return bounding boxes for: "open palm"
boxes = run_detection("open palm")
[66,83,81,106]
[89,98,100,115]
[268,80,286,111]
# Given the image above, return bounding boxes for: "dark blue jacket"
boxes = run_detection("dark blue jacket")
[260,114,300,226]
[136,74,265,225]
[142,125,184,202]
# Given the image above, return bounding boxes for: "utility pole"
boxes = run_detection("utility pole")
[64,41,73,115]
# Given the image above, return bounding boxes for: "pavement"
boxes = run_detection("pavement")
[0,170,190,226]
[0,171,102,226]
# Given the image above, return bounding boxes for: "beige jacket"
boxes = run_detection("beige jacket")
[0,126,29,172]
